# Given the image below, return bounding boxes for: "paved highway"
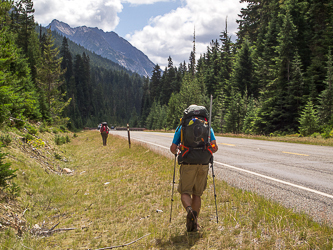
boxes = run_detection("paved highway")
[110,130,333,225]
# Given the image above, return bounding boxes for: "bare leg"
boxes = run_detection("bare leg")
[181,193,201,215]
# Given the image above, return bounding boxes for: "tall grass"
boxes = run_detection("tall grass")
[0,131,332,249]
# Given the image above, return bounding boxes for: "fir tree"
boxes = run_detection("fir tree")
[299,100,319,136]
[36,29,70,124]
[317,50,333,126]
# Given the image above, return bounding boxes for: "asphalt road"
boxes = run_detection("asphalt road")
[110,130,333,225]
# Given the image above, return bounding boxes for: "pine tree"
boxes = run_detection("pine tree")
[36,29,70,124]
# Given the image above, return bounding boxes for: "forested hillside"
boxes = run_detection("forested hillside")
[0,0,145,130]
[1,0,333,136]
[143,0,333,137]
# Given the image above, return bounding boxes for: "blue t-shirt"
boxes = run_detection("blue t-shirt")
[172,125,216,145]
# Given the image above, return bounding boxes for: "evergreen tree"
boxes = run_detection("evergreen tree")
[11,0,35,55]
[60,37,73,85]
[36,29,70,124]
[318,50,333,126]
[231,39,255,99]
[0,1,40,124]
[299,100,319,136]
[242,97,259,135]
[224,89,244,134]
[285,51,305,132]
[0,144,17,189]
[150,64,162,103]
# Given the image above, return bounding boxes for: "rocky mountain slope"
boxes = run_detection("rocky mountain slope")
[48,19,155,77]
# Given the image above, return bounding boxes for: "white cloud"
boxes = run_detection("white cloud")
[33,0,247,69]
[33,0,123,31]
[122,0,174,5]
[126,0,247,68]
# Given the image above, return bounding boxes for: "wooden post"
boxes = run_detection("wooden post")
[127,123,131,148]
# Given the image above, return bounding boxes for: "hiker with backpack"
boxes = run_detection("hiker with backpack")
[170,104,218,232]
[100,122,109,146]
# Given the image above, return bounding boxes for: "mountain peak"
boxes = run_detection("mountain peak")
[47,20,155,77]
[48,19,75,37]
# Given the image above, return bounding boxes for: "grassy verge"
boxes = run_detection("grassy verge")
[1,130,332,249]
[218,133,333,147]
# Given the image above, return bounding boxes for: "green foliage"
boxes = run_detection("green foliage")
[27,138,45,148]
[145,102,167,130]
[299,101,319,136]
[0,1,41,125]
[0,134,11,147]
[26,124,38,135]
[59,125,67,133]
[54,135,70,145]
[7,182,20,199]
[24,133,34,142]
[317,50,333,126]
[39,124,50,133]
[54,153,62,160]
[0,144,17,189]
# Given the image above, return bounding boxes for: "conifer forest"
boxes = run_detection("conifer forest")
[1,0,333,136]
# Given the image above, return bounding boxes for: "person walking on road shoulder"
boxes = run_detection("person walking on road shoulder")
[100,122,109,146]
[170,105,218,232]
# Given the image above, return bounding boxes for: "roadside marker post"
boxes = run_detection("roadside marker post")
[127,123,131,148]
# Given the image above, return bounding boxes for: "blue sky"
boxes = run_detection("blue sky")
[115,1,183,38]
[33,0,247,68]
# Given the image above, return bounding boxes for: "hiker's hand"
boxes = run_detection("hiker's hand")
[170,143,178,155]
[210,140,218,153]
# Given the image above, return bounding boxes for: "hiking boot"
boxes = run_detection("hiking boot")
[186,207,198,232]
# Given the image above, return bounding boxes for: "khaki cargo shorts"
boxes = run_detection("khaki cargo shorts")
[177,164,209,196]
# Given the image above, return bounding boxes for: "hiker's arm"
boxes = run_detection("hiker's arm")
[170,143,178,155]
[210,140,218,153]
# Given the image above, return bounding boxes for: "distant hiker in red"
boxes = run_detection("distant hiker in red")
[100,122,109,146]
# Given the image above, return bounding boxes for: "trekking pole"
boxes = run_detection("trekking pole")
[169,154,177,223]
[211,156,218,223]
[208,95,218,223]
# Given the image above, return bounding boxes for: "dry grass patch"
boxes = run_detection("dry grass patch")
[0,130,332,249]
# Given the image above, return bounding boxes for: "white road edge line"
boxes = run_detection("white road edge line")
[125,136,333,200]
[213,161,333,199]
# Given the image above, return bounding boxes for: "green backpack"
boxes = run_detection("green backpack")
[178,105,212,165]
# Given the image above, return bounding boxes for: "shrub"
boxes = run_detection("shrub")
[59,125,67,133]
[27,139,45,149]
[55,135,70,145]
[311,132,321,138]
[0,134,11,146]
[39,124,50,133]
[65,135,71,143]
[24,134,34,142]
[26,125,38,135]
[54,153,62,160]
[320,126,332,139]
[0,144,17,189]
[7,182,20,198]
